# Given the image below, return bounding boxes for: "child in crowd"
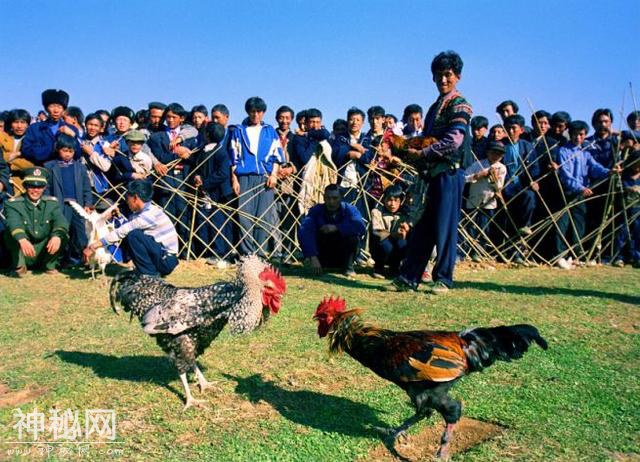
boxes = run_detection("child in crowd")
[370,185,411,278]
[464,141,507,261]
[44,134,93,265]
[469,115,489,165]
[81,113,112,201]
[488,124,507,142]
[502,115,539,234]
[110,130,153,184]
[0,109,34,195]
[550,111,572,143]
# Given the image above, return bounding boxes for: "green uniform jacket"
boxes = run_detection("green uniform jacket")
[5,196,69,243]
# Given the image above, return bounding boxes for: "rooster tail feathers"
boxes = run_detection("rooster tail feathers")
[66,200,93,222]
[461,324,548,372]
[109,272,124,314]
[109,271,141,314]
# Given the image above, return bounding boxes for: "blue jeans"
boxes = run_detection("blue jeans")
[399,169,465,287]
[125,229,178,277]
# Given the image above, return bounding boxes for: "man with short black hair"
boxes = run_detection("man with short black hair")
[147,102,167,133]
[298,184,366,276]
[229,97,285,257]
[393,50,472,294]
[148,103,200,255]
[83,180,178,277]
[401,104,423,138]
[496,100,519,121]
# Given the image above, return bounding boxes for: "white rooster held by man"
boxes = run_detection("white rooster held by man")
[67,200,121,279]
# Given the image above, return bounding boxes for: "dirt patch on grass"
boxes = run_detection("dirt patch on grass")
[362,417,504,462]
[594,314,640,334]
[0,383,48,408]
[609,452,640,462]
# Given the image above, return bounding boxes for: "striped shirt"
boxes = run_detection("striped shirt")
[101,203,179,254]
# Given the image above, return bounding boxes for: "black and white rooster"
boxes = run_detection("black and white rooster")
[109,255,286,409]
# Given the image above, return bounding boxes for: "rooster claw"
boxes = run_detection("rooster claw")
[183,398,209,411]
[371,425,394,436]
[197,380,222,394]
[371,426,407,444]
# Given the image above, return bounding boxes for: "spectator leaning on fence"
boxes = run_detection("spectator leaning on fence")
[463,141,507,262]
[192,122,234,267]
[613,150,640,267]
[555,120,621,269]
[148,103,200,255]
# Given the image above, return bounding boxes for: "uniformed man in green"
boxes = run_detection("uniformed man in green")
[3,167,69,276]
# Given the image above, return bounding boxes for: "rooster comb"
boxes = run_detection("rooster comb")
[315,295,347,315]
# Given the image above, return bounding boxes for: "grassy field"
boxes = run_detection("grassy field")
[0,261,638,461]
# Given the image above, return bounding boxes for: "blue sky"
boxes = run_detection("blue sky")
[2,0,639,131]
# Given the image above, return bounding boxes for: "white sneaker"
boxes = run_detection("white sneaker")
[587,259,598,267]
[556,257,572,270]
[206,258,231,269]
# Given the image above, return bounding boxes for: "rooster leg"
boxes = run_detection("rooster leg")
[194,365,221,393]
[393,408,433,442]
[435,423,456,460]
[374,408,432,443]
[179,372,208,410]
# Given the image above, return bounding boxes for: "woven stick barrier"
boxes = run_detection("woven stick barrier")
[88,145,638,266]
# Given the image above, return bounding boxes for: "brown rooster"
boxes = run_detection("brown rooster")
[109,255,286,409]
[382,130,438,168]
[313,296,548,459]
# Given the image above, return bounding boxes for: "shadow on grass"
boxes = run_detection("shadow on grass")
[456,280,640,305]
[225,373,390,439]
[60,264,129,280]
[280,266,388,291]
[52,350,182,398]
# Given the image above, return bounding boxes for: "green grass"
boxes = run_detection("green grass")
[0,262,638,461]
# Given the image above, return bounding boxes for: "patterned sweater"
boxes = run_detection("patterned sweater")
[421,90,473,167]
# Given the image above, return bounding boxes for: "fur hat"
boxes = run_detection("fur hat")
[41,89,69,109]
[111,106,135,122]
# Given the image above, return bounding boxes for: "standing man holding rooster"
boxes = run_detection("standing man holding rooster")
[390,50,472,294]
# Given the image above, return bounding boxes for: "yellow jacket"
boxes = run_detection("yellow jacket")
[0,132,34,194]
